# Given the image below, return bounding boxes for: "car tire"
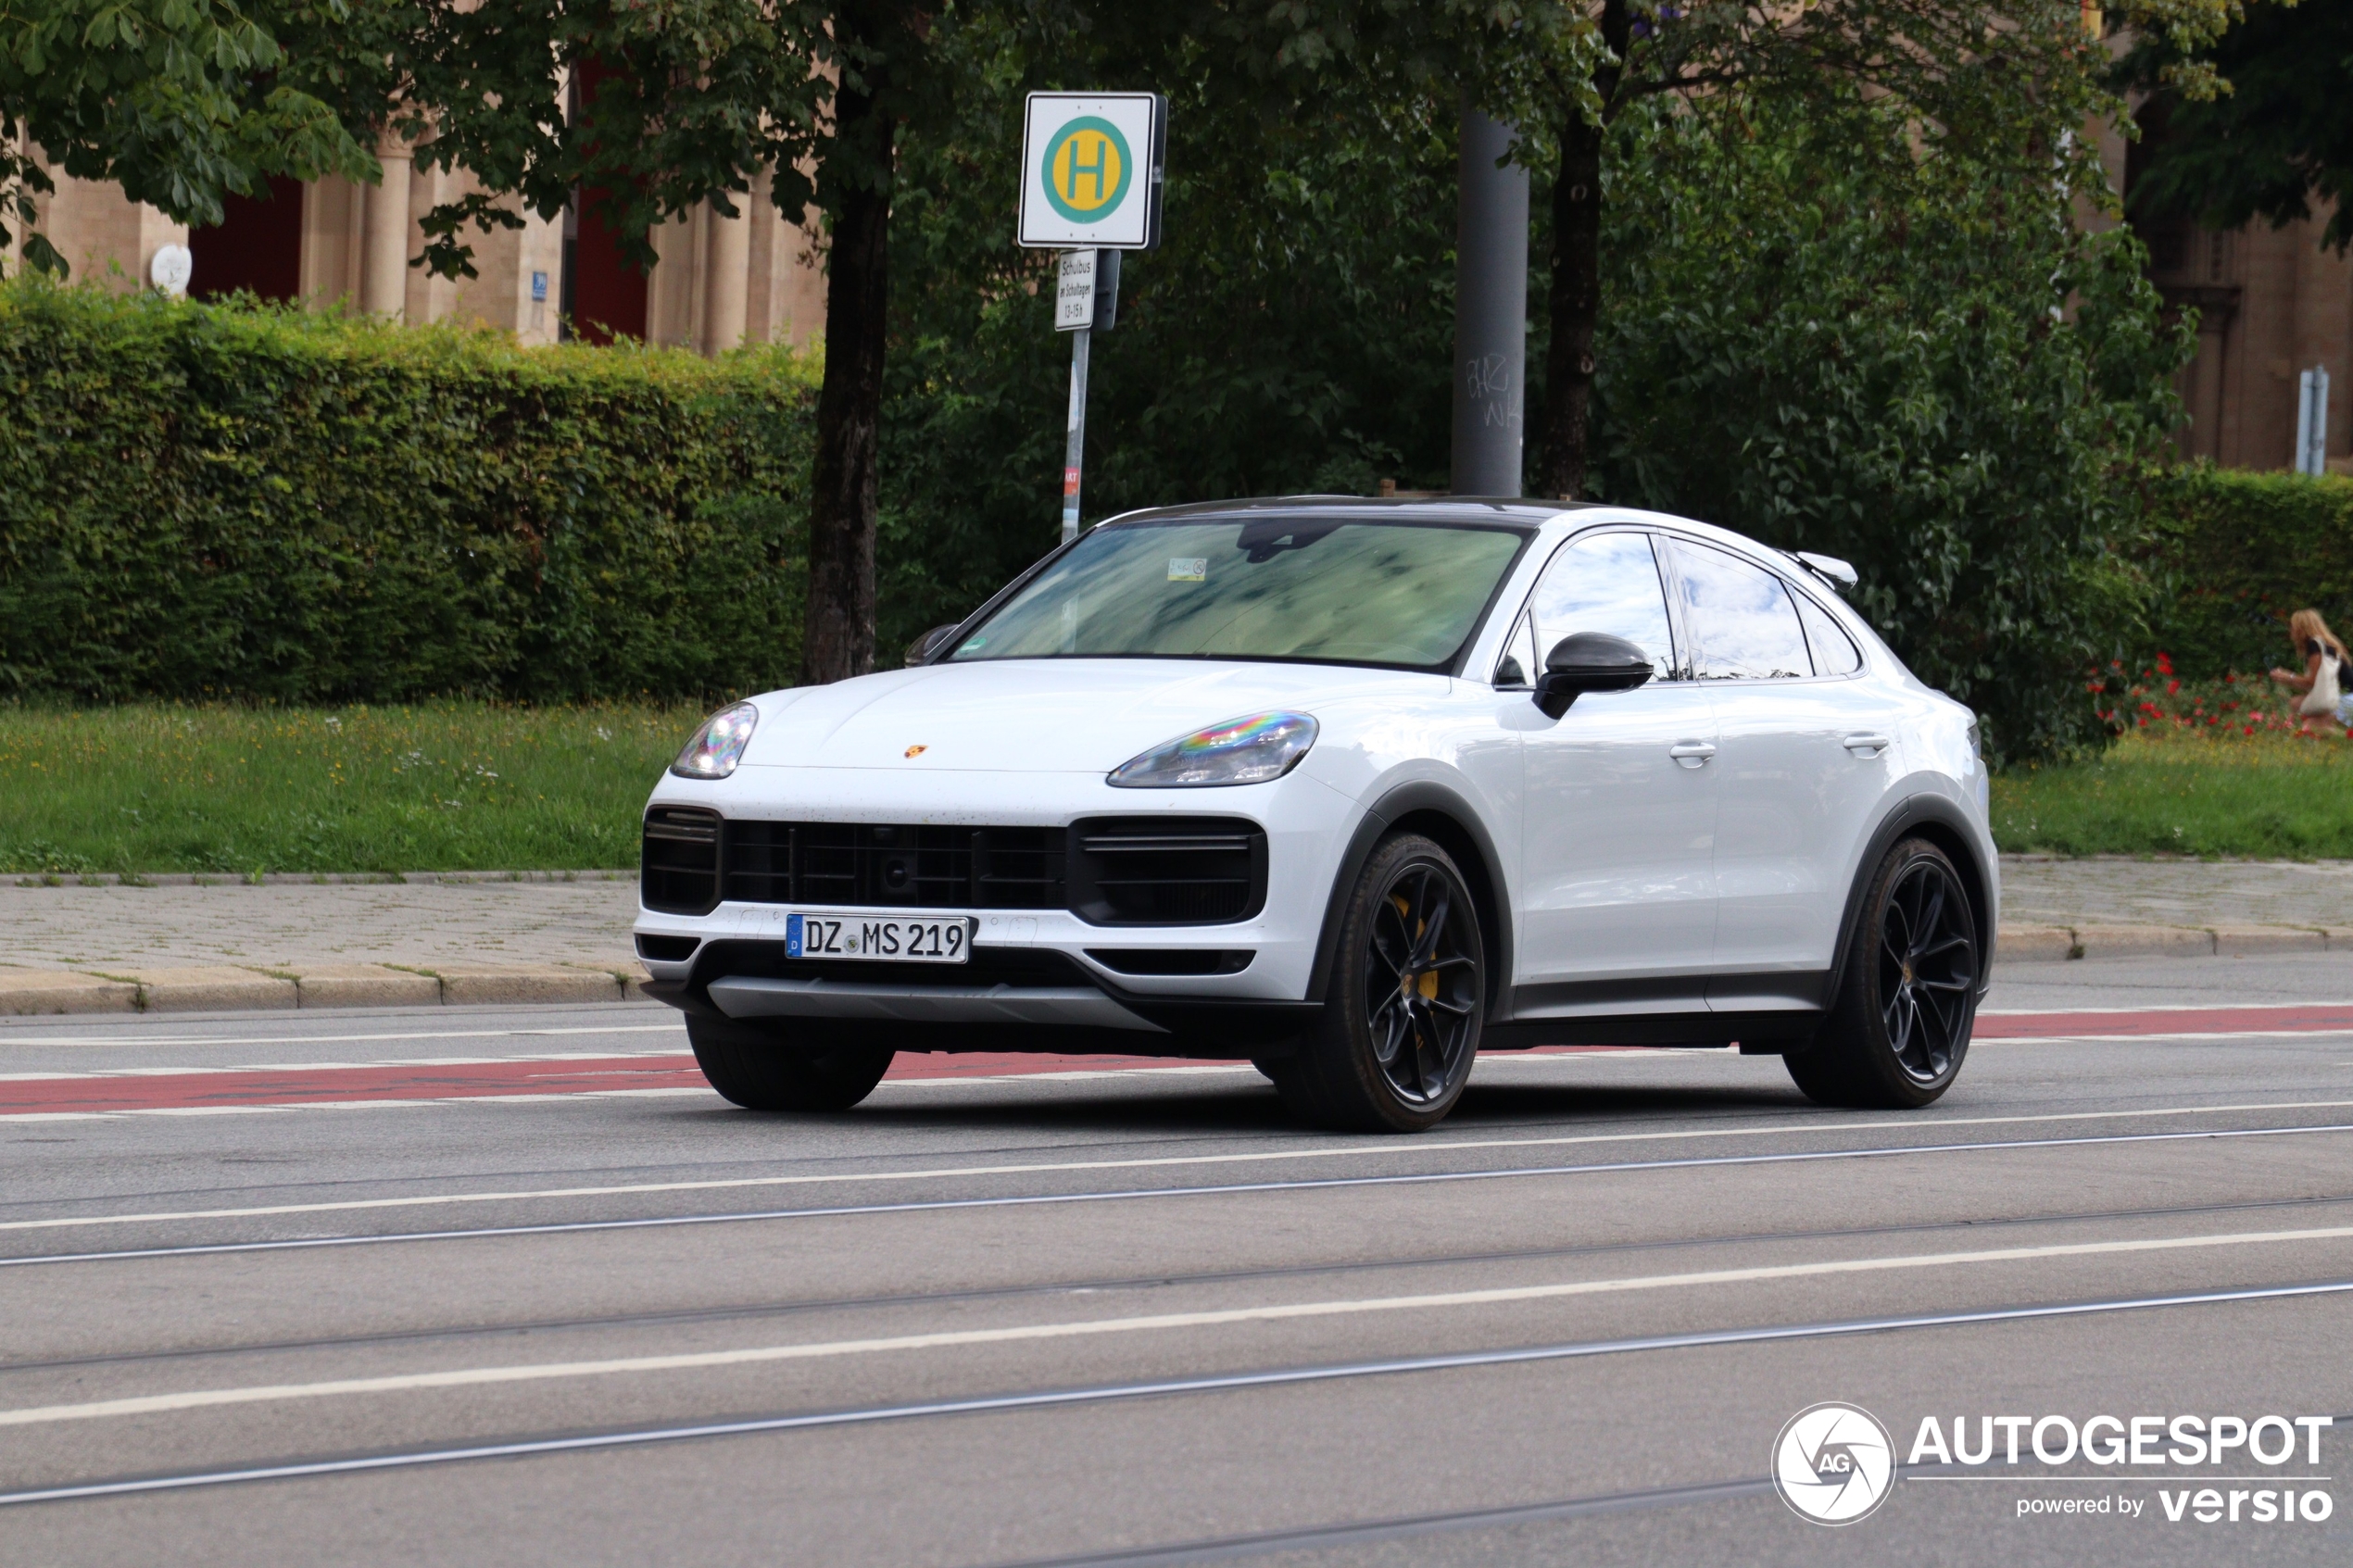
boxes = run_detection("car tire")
[1787,836,1980,1110]
[1283,833,1488,1133]
[686,1013,896,1112]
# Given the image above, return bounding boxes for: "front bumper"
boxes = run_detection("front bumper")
[631,765,1357,1050]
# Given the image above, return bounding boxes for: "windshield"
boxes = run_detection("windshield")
[947,517,1530,671]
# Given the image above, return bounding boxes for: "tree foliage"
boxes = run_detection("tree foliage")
[2118,0,2353,250]
[0,0,375,274]
[1589,85,2192,761]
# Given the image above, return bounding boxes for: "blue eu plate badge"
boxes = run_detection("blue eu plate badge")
[786,913,805,958]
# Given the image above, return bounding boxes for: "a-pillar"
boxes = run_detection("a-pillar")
[361,132,413,318]
[700,196,750,355]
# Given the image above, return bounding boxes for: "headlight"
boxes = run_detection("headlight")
[671,702,760,779]
[1108,711,1318,788]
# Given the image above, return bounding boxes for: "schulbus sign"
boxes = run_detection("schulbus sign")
[1018,93,1165,250]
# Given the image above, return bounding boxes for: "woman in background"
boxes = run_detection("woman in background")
[2270,608,2348,736]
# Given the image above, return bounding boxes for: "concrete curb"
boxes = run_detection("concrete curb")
[0,960,655,1015]
[1997,922,2347,963]
[0,970,140,1015]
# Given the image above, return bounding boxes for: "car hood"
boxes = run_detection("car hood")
[738,659,1450,773]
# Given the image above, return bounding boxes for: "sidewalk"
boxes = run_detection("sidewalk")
[4,856,2351,1014]
[0,878,646,1013]
[1999,855,2353,960]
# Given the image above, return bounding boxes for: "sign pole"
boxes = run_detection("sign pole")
[1019,93,1164,545]
[1063,319,1091,544]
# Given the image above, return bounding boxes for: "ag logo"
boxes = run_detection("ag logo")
[1772,1402,1895,1525]
[1040,117,1133,223]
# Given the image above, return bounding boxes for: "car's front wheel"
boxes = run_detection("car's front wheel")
[1786,836,1979,1109]
[1279,833,1487,1132]
[686,1014,896,1112]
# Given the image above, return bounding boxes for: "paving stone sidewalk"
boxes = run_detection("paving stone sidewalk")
[6,855,2353,1015]
[0,878,647,1014]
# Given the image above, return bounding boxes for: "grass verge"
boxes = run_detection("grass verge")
[10,690,2353,874]
[1994,729,2353,858]
[0,703,701,876]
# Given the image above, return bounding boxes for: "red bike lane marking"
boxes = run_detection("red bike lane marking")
[1974,1004,2353,1039]
[6,1006,2347,1116]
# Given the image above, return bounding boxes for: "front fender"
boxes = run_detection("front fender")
[1302,777,1516,1012]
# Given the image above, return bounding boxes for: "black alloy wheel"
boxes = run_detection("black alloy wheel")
[686,1013,896,1112]
[1876,852,1978,1084]
[1278,834,1487,1132]
[1787,837,1979,1109]
[1365,859,1483,1105]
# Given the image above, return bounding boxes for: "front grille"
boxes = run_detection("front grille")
[643,812,1265,926]
[641,807,721,914]
[1069,817,1266,926]
[715,822,1065,909]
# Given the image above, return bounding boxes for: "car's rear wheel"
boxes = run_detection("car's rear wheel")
[686,1013,896,1112]
[1282,834,1486,1132]
[1787,837,1979,1109]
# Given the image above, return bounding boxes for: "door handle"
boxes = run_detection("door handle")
[1843,734,1892,754]
[1667,740,1716,769]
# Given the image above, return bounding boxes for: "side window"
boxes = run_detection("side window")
[1794,592,1861,676]
[1527,533,1677,680]
[1491,612,1538,687]
[1669,539,1812,680]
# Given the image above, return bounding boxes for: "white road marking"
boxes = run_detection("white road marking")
[0,1050,692,1084]
[0,1024,684,1050]
[0,1088,715,1123]
[6,1097,2352,1236]
[9,1280,2349,1510]
[7,1223,2353,1430]
[1985,1030,2353,1045]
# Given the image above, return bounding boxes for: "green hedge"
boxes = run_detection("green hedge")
[2142,465,2353,678]
[0,280,814,701]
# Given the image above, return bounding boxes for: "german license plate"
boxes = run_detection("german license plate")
[785,912,972,963]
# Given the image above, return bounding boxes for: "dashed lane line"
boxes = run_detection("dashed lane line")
[9,1122,2353,1270]
[6,1225,2353,1432]
[6,1096,2353,1236]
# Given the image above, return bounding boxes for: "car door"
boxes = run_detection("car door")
[1663,537,1904,1009]
[1514,531,1721,1016]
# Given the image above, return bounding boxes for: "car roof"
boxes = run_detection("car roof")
[1097,495,1604,529]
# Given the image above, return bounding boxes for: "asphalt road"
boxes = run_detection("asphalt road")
[6,955,2353,1565]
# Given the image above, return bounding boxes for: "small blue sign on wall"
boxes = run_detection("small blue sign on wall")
[530,271,549,302]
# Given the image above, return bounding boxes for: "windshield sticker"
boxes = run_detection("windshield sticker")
[1168,558,1208,582]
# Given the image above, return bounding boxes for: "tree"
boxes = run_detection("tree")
[359,0,920,684]
[0,0,373,275]
[2118,0,2353,250]
[1523,0,2230,502]
[874,5,1476,650]
[1587,80,2192,759]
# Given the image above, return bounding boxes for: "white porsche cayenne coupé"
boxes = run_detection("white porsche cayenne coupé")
[635,497,1995,1132]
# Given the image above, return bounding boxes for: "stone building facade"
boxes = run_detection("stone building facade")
[5,138,824,356]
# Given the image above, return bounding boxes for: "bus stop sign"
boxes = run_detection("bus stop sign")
[1019,93,1165,250]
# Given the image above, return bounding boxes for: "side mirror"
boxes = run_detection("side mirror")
[904,623,962,668]
[1535,633,1654,719]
